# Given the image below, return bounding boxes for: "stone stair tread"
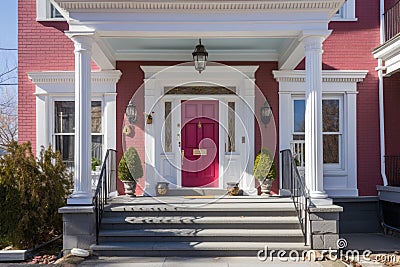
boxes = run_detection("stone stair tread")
[105,202,296,212]
[91,241,309,251]
[99,228,304,237]
[101,216,300,224]
[108,196,294,205]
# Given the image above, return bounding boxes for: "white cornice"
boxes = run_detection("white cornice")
[53,0,344,17]
[28,70,122,84]
[272,70,368,83]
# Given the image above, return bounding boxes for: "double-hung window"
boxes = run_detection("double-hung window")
[292,96,343,168]
[54,101,103,170]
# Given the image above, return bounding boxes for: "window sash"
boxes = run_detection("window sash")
[292,96,343,167]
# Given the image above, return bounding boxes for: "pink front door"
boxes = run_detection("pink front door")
[181,100,219,187]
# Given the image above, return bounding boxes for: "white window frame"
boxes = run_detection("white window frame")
[331,0,357,21]
[274,69,368,197]
[291,95,344,171]
[51,97,105,166]
[36,0,65,21]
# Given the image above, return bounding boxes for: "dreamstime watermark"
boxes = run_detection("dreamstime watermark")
[256,238,375,262]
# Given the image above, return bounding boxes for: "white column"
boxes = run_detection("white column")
[303,34,330,204]
[67,32,94,205]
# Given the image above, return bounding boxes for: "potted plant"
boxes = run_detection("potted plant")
[92,157,101,172]
[118,147,143,196]
[254,147,276,196]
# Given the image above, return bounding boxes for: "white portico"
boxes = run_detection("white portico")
[48,0,349,204]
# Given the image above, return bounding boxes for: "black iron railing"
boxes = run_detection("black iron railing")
[281,149,311,245]
[93,149,117,245]
[384,0,400,42]
[385,155,400,186]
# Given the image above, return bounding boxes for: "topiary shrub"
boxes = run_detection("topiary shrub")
[0,141,73,249]
[118,147,143,182]
[253,147,277,181]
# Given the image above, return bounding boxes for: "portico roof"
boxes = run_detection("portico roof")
[50,0,344,69]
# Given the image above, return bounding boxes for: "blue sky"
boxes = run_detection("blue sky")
[0,0,17,49]
[0,0,17,90]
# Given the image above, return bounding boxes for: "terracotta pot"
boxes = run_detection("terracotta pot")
[156,182,169,196]
[122,180,137,197]
[260,179,273,196]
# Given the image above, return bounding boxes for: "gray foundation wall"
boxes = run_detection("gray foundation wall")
[333,197,382,234]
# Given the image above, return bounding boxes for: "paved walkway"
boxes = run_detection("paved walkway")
[79,256,324,267]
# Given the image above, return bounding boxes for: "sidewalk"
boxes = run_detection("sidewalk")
[78,256,324,267]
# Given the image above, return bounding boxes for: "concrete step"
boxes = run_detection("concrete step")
[100,215,301,230]
[103,202,297,218]
[98,228,305,243]
[91,241,310,257]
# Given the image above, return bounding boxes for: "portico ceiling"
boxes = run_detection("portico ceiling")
[104,37,294,62]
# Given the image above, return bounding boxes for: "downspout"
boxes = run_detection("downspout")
[378,0,389,186]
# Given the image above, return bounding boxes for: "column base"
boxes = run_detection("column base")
[67,191,93,205]
[311,197,333,206]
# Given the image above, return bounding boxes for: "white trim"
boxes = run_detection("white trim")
[331,0,357,21]
[276,70,367,197]
[28,70,121,85]
[273,70,368,83]
[54,0,345,17]
[37,0,66,21]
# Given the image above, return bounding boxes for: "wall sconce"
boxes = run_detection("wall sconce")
[260,102,272,125]
[192,39,208,73]
[126,100,137,124]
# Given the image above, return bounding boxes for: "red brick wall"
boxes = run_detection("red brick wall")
[384,73,400,156]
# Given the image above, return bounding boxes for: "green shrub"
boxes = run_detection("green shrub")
[118,147,143,182]
[0,141,73,249]
[253,147,277,181]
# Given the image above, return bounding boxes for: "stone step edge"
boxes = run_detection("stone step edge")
[91,242,310,251]
[99,228,304,237]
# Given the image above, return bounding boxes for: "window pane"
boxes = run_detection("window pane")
[294,100,305,132]
[164,102,172,152]
[50,3,63,18]
[323,100,339,132]
[323,134,339,163]
[91,101,102,133]
[92,135,103,161]
[228,102,235,152]
[55,101,74,133]
[55,135,74,168]
[55,101,102,133]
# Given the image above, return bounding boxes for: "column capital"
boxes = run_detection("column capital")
[65,31,96,53]
[299,30,332,43]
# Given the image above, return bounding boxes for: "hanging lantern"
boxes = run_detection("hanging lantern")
[126,100,137,124]
[260,102,272,125]
[192,39,208,73]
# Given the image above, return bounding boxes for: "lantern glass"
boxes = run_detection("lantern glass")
[126,101,137,124]
[261,102,272,125]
